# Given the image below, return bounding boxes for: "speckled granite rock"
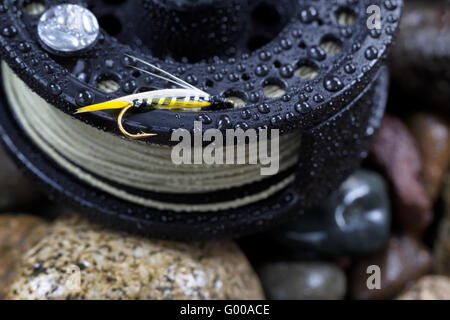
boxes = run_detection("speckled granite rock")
[0,146,43,210]
[258,262,346,300]
[434,174,450,276]
[4,214,264,300]
[0,214,48,299]
[397,276,450,300]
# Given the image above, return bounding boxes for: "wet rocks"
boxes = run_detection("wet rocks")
[0,214,48,298]
[350,236,432,300]
[434,174,450,276]
[397,276,450,300]
[408,113,450,201]
[390,1,450,110]
[369,115,432,235]
[434,216,450,276]
[4,213,264,300]
[270,170,391,257]
[0,146,43,210]
[258,262,346,300]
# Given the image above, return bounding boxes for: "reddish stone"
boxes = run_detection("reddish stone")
[369,115,432,234]
[351,236,432,300]
[408,113,450,201]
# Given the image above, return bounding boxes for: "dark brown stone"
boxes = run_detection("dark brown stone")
[0,146,43,210]
[350,236,432,300]
[434,174,450,276]
[408,113,450,201]
[390,1,450,111]
[369,115,432,235]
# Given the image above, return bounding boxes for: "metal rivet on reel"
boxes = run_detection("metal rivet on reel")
[37,4,99,54]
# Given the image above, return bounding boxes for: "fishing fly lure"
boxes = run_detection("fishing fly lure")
[76,55,234,139]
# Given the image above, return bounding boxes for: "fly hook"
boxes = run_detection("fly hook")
[75,55,235,139]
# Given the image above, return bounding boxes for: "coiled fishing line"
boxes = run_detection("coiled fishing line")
[2,63,301,212]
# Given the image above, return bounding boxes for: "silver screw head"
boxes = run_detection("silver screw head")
[37,4,99,53]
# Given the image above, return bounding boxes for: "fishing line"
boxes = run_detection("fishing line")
[2,62,301,212]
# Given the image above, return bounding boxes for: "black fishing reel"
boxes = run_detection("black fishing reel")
[0,0,402,239]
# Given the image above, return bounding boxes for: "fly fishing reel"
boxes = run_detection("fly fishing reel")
[0,0,402,239]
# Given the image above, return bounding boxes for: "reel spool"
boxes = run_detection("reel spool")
[0,0,402,239]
